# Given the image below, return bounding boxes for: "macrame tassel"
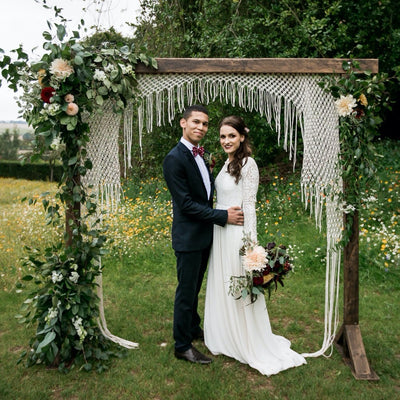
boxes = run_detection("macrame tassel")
[96,272,139,349]
[301,197,342,358]
[123,101,134,178]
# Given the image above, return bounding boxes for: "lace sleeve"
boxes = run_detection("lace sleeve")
[242,157,259,242]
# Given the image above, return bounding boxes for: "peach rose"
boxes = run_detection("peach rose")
[66,102,79,116]
[64,94,75,103]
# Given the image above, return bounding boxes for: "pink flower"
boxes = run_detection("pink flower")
[40,87,55,103]
[66,102,79,116]
[64,94,75,103]
[49,58,74,80]
[243,245,267,272]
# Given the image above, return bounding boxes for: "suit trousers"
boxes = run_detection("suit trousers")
[174,247,210,352]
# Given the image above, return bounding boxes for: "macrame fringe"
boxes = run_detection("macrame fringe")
[96,273,139,349]
[134,73,343,358]
[84,103,139,348]
[123,101,134,177]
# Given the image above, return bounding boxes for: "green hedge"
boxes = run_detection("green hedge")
[0,160,63,181]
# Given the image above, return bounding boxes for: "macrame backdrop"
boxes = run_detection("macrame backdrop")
[85,72,343,357]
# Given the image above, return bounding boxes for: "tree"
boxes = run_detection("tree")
[0,128,20,160]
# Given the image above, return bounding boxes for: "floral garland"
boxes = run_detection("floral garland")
[0,24,156,371]
[319,58,399,244]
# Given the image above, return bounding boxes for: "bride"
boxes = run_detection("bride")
[204,115,306,376]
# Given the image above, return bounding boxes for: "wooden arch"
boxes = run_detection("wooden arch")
[134,58,379,380]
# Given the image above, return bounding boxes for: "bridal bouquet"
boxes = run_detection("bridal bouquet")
[229,233,292,303]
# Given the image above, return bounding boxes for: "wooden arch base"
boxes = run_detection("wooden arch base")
[334,210,379,381]
[335,325,379,381]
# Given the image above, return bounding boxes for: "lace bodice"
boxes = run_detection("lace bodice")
[215,157,259,241]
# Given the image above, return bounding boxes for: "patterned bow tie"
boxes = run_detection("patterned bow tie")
[192,146,205,157]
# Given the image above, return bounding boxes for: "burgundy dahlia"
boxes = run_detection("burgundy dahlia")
[41,87,55,103]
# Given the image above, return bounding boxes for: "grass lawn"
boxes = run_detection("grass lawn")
[0,140,399,399]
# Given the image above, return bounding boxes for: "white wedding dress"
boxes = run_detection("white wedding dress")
[204,157,306,375]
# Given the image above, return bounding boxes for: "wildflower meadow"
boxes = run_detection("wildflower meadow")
[0,139,399,399]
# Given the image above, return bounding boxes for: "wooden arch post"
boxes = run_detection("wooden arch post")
[135,58,379,380]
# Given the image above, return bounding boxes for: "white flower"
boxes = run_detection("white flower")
[243,245,267,272]
[341,202,356,214]
[41,102,60,117]
[50,137,61,150]
[45,307,58,322]
[93,69,107,82]
[103,64,114,73]
[49,58,74,80]
[120,64,133,75]
[335,94,357,117]
[69,271,79,283]
[51,270,63,283]
[73,317,87,342]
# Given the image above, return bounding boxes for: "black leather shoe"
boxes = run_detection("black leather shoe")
[174,346,212,364]
[193,329,204,341]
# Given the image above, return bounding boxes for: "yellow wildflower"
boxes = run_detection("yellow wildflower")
[38,69,46,86]
[359,93,368,106]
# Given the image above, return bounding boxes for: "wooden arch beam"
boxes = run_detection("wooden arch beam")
[135,57,378,74]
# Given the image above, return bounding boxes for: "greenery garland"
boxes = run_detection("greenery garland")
[0,22,155,371]
[319,56,399,245]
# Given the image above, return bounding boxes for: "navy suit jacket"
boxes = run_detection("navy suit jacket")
[163,142,228,252]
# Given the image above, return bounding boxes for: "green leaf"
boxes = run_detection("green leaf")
[42,31,52,41]
[74,55,84,65]
[151,58,158,69]
[56,24,66,41]
[110,69,119,80]
[68,156,78,166]
[95,95,104,106]
[120,45,130,54]
[97,86,108,96]
[252,286,261,295]
[37,331,56,351]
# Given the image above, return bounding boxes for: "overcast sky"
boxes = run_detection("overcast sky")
[0,0,141,121]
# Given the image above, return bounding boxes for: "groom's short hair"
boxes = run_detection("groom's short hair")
[183,104,209,120]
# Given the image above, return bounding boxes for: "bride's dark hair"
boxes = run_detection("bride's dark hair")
[219,115,252,184]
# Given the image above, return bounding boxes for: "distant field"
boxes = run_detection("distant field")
[0,121,33,134]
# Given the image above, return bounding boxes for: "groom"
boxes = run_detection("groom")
[163,104,244,364]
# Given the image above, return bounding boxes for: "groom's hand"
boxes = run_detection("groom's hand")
[227,206,244,225]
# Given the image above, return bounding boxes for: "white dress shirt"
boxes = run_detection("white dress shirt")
[180,137,211,199]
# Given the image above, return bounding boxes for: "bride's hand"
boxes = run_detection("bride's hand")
[227,206,244,225]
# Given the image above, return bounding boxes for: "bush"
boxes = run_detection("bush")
[0,160,62,181]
